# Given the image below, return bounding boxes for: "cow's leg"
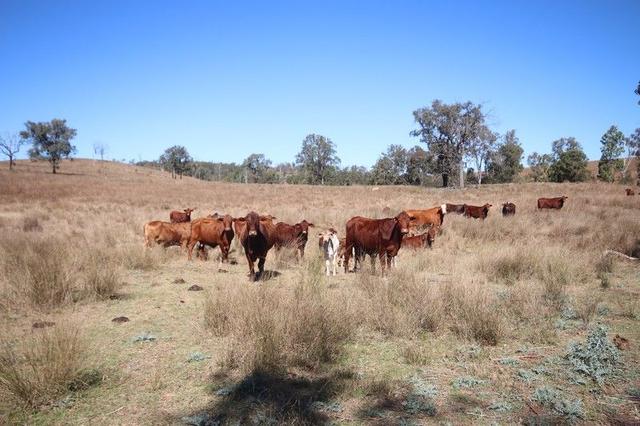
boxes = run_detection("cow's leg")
[378,252,386,275]
[220,244,229,263]
[344,244,351,273]
[325,258,330,276]
[246,254,256,281]
[257,257,266,281]
[332,256,338,275]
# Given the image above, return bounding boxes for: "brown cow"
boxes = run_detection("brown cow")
[404,205,446,231]
[463,203,492,220]
[143,221,191,249]
[537,196,568,210]
[169,208,196,223]
[273,219,314,259]
[187,214,235,262]
[401,225,438,249]
[236,212,277,281]
[502,202,516,216]
[445,203,465,215]
[626,188,635,196]
[344,211,411,274]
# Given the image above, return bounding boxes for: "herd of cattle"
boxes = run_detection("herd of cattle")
[143,195,575,281]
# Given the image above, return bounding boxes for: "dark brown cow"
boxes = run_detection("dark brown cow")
[445,203,466,215]
[537,196,568,210]
[463,203,492,220]
[187,214,235,261]
[236,212,277,281]
[344,212,411,274]
[502,202,516,216]
[169,208,195,223]
[143,221,191,249]
[626,188,635,196]
[273,220,314,259]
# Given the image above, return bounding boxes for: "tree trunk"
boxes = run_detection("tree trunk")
[442,173,449,187]
[8,155,12,170]
[459,157,465,189]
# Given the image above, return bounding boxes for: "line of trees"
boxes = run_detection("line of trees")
[2,81,639,185]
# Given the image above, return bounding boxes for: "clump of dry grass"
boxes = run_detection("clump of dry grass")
[353,269,444,337]
[205,257,352,374]
[0,232,124,310]
[118,244,170,271]
[439,281,504,345]
[81,249,122,299]
[0,323,89,409]
[0,234,75,309]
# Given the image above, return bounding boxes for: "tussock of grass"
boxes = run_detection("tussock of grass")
[205,259,351,374]
[0,235,75,309]
[0,323,90,409]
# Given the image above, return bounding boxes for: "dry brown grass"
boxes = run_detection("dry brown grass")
[0,159,639,424]
[0,323,88,409]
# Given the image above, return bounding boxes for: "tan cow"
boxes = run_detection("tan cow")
[143,221,192,249]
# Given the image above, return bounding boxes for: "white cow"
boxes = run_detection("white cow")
[320,229,340,276]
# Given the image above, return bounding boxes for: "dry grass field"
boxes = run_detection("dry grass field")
[1,159,639,425]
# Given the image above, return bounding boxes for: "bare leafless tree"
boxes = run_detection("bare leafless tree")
[0,132,25,170]
[93,142,108,161]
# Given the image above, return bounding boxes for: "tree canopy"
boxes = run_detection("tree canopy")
[487,130,524,183]
[20,119,77,174]
[597,125,625,182]
[159,145,192,179]
[411,100,486,187]
[548,137,589,182]
[295,134,340,185]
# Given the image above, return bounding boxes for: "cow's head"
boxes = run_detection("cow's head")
[244,211,261,237]
[184,208,195,216]
[561,196,568,201]
[217,214,234,232]
[297,220,314,237]
[440,204,447,214]
[396,211,411,235]
[483,204,493,209]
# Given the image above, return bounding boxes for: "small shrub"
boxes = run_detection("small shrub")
[451,376,484,390]
[532,386,584,422]
[0,324,88,409]
[488,401,512,412]
[565,324,620,385]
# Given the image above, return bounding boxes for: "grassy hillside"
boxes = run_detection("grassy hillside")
[0,159,639,425]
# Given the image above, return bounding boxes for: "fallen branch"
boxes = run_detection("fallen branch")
[604,250,639,261]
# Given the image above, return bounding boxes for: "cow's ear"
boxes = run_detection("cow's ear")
[217,217,224,222]
[380,219,396,240]
[235,217,246,222]
[308,222,315,227]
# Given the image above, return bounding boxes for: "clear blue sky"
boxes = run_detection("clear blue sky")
[1,0,638,167]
